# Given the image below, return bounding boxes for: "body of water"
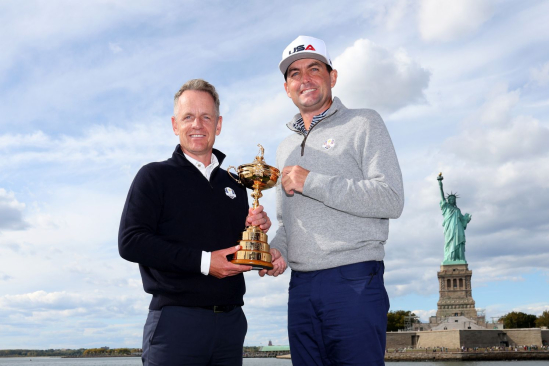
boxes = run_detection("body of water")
[1,358,549,366]
[0,358,293,366]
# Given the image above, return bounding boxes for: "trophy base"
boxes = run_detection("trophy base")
[232,226,273,271]
[231,259,274,271]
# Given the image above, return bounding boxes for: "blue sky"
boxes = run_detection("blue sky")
[1,0,548,349]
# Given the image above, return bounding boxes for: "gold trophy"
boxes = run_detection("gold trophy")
[227,144,280,270]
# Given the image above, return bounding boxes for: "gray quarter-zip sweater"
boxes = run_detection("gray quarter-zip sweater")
[270,97,404,272]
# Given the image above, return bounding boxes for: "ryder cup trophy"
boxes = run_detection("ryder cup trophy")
[227,144,280,270]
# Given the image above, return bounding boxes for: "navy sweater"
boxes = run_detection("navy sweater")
[118,146,248,310]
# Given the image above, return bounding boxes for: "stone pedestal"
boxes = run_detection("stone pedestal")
[436,264,477,320]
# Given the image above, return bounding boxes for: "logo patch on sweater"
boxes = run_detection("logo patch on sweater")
[322,138,335,150]
[225,187,236,199]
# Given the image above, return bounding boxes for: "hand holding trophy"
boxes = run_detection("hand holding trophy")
[227,144,280,270]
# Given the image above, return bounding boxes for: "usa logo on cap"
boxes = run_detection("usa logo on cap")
[279,35,333,75]
[225,187,236,199]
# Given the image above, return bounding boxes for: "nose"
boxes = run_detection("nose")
[302,71,312,84]
[191,117,203,128]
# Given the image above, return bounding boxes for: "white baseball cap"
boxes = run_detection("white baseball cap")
[279,35,333,75]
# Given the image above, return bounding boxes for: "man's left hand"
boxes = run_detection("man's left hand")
[258,248,287,277]
[282,165,310,195]
[246,205,271,232]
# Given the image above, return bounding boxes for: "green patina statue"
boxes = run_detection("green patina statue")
[437,173,472,265]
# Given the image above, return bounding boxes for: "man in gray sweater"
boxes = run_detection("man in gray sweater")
[264,36,404,366]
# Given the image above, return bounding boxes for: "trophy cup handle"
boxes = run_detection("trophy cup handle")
[227,166,242,185]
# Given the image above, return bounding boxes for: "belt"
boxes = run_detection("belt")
[197,305,239,313]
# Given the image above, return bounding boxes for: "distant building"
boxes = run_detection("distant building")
[258,345,291,357]
[386,263,548,349]
[387,328,549,349]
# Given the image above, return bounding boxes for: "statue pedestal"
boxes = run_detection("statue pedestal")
[435,263,477,320]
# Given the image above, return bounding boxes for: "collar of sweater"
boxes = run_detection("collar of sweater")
[171,144,226,167]
[286,96,345,134]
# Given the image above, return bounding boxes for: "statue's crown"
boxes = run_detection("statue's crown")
[445,191,459,199]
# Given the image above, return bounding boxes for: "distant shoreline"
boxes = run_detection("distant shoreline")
[62,355,141,358]
[0,355,141,359]
[385,350,549,361]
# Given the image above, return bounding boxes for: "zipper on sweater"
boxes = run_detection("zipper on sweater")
[209,166,221,190]
[300,121,321,156]
[298,110,337,156]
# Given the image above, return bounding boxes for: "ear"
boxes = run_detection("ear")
[284,82,291,98]
[215,116,223,136]
[171,116,179,135]
[330,69,338,88]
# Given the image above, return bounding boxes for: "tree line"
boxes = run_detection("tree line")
[0,349,85,357]
[499,310,549,329]
[0,348,141,358]
[387,310,549,331]
[82,348,134,356]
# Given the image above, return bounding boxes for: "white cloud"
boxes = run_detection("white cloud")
[446,114,549,164]
[385,0,409,31]
[418,0,494,42]
[486,302,549,318]
[333,39,430,114]
[413,309,437,322]
[0,290,148,321]
[0,119,174,172]
[478,84,520,126]
[0,0,170,74]
[445,85,549,164]
[0,189,28,230]
[529,61,549,87]
[108,42,123,54]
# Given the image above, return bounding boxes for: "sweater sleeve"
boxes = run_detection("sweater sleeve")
[302,111,404,219]
[118,165,202,274]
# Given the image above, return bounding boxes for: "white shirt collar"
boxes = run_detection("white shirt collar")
[183,153,219,181]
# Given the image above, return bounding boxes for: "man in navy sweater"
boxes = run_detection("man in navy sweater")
[119,79,278,366]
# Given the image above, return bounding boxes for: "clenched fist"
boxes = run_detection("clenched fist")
[281,165,310,195]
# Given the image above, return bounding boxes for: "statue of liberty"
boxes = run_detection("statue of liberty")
[437,173,472,265]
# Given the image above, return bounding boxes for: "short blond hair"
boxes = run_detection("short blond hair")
[173,79,220,116]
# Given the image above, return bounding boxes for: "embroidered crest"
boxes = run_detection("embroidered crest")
[322,138,335,150]
[225,187,236,199]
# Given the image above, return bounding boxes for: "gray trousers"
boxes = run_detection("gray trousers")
[142,306,247,366]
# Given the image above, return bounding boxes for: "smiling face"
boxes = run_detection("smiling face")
[171,90,222,165]
[284,58,337,115]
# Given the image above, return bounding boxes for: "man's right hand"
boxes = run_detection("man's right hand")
[209,245,252,279]
[281,165,310,195]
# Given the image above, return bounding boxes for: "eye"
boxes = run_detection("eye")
[184,115,192,120]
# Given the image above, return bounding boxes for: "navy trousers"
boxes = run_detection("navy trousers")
[142,306,247,366]
[288,261,389,366]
